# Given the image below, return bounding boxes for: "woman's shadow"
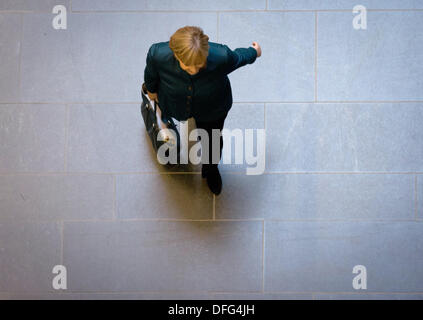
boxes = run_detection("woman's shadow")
[144,117,215,223]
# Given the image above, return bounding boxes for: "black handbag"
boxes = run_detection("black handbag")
[140,83,181,165]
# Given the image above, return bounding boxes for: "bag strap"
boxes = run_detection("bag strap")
[141,83,158,119]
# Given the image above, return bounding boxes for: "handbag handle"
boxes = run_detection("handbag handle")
[141,83,158,117]
[141,83,174,130]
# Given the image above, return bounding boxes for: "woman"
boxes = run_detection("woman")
[144,26,261,195]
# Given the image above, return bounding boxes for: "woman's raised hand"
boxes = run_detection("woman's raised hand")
[252,42,262,57]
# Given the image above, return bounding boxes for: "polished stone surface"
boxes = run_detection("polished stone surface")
[0,1,421,300]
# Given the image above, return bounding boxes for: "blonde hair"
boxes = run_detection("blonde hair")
[169,26,209,66]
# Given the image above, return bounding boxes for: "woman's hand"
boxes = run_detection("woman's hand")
[252,41,261,58]
[147,91,168,129]
[147,90,158,103]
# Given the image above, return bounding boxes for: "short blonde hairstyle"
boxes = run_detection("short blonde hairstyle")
[169,26,209,67]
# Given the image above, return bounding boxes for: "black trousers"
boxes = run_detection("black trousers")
[193,114,227,170]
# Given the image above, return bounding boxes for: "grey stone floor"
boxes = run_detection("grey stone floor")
[0,0,423,300]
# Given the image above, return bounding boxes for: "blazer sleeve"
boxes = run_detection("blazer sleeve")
[144,44,160,93]
[223,44,258,75]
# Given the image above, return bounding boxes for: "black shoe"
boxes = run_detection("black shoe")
[206,166,222,195]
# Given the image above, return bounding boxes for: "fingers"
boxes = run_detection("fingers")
[252,42,261,57]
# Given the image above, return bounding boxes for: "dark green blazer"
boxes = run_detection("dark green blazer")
[144,41,257,122]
